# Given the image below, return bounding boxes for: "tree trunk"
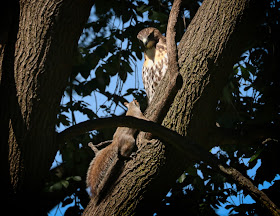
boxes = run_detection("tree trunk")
[83,0,264,215]
[0,0,93,213]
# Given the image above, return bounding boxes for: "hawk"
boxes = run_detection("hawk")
[137,27,168,103]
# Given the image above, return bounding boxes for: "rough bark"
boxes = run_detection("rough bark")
[83,0,264,215]
[0,0,93,213]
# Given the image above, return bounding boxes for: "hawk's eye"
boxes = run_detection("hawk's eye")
[148,32,154,40]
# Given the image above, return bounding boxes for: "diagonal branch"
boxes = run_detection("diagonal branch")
[198,150,280,216]
[218,164,280,216]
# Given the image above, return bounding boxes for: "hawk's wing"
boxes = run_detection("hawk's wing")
[142,45,168,103]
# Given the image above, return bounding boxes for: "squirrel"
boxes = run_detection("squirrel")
[86,99,147,201]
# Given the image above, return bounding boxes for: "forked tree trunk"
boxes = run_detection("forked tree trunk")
[83,0,264,215]
[0,0,93,213]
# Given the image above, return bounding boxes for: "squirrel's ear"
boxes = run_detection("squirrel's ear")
[133,99,139,107]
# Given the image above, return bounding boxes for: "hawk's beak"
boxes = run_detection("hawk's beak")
[142,38,148,47]
[142,38,155,49]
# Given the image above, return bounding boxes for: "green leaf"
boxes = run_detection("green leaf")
[240,65,250,80]
[80,69,91,80]
[122,61,133,73]
[149,11,168,23]
[222,85,232,103]
[119,66,128,82]
[95,66,103,78]
[87,53,100,71]
[178,173,186,183]
[81,107,98,119]
[249,149,263,163]
[66,176,82,182]
[51,182,62,191]
[82,79,97,96]
[95,45,107,58]
[137,5,151,13]
[61,180,69,188]
[73,176,82,181]
[233,65,239,74]
[57,114,70,127]
[245,62,256,75]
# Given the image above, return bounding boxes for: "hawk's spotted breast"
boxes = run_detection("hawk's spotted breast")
[137,28,168,103]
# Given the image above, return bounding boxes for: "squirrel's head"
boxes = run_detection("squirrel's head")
[124,99,140,110]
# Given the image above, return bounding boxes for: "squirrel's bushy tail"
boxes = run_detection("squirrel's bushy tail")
[86,145,121,201]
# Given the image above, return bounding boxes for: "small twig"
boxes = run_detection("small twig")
[95,140,113,148]
[88,140,113,153]
[88,142,99,154]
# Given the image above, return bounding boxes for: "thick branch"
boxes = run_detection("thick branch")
[59,115,279,162]
[58,116,191,155]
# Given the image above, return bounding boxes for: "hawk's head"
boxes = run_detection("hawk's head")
[137,27,164,49]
